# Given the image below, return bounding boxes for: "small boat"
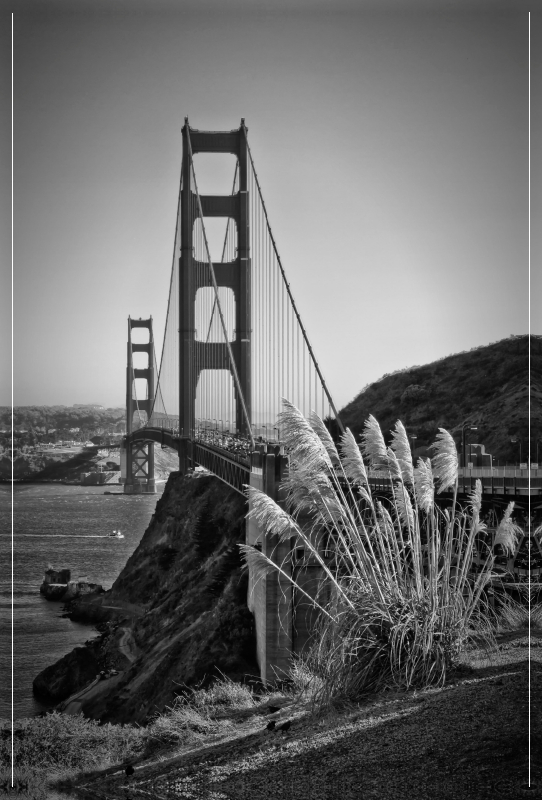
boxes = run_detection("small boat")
[108,530,125,539]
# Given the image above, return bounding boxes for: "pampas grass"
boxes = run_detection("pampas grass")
[241,403,508,705]
[494,502,521,555]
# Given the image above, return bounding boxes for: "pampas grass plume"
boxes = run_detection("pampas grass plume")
[413,458,434,513]
[339,428,368,486]
[431,428,458,493]
[361,415,388,471]
[390,420,414,485]
[493,501,521,556]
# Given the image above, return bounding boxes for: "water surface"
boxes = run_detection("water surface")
[0,483,162,719]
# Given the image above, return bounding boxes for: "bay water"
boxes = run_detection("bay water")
[0,483,163,720]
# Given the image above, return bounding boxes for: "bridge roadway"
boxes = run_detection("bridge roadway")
[125,426,542,500]
[127,425,251,493]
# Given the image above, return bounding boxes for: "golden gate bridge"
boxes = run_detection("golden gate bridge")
[118,119,540,680]
[122,119,344,497]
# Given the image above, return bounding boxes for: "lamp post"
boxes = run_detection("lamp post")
[461,423,478,469]
[410,434,417,457]
[510,436,521,466]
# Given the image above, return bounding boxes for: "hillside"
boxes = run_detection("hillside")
[33,473,259,724]
[339,334,540,463]
[1,405,125,446]
[4,443,178,483]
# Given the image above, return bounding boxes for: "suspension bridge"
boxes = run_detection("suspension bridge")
[121,119,343,501]
[119,120,540,682]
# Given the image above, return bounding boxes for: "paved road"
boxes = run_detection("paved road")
[61,625,137,715]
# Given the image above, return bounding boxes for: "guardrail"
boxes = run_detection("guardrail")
[367,469,542,496]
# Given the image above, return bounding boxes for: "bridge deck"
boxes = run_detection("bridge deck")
[125,427,542,499]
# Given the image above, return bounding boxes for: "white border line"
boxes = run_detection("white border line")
[528,9,531,790]
[11,11,14,788]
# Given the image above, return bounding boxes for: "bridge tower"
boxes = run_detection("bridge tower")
[122,317,156,494]
[178,119,251,473]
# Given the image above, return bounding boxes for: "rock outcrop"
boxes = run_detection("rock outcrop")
[33,643,101,704]
[39,567,104,602]
[34,472,259,724]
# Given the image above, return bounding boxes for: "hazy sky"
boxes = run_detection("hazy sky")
[4,1,539,410]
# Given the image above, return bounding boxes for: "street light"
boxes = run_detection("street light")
[461,423,478,469]
[410,434,417,456]
[510,436,522,465]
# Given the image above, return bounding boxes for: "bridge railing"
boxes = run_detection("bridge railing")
[367,467,541,479]
[458,467,542,478]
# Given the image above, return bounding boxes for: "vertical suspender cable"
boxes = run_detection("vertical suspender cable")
[153,171,183,423]
[243,131,344,433]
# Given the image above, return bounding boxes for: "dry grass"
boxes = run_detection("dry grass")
[146,674,259,744]
[1,713,146,799]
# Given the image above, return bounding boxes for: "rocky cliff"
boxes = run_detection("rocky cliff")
[33,471,259,724]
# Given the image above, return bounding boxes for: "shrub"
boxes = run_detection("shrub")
[400,384,428,404]
[148,674,254,743]
[2,712,145,774]
[241,402,504,705]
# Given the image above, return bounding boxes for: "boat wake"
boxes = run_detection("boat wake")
[15,534,125,539]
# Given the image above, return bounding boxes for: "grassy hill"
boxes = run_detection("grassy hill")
[338,334,540,464]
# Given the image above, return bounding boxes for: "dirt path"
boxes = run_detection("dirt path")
[60,625,138,716]
[117,626,137,664]
[61,678,102,716]
[61,673,125,717]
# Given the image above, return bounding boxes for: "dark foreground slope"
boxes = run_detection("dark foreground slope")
[340,334,540,462]
[33,472,258,724]
[53,637,540,800]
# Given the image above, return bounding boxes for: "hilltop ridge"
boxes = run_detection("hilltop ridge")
[339,334,539,463]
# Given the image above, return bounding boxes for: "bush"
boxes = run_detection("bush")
[148,674,255,744]
[241,402,509,706]
[400,384,428,404]
[2,712,145,773]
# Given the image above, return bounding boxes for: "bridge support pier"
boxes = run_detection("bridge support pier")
[178,438,192,476]
[247,445,293,685]
[122,441,156,494]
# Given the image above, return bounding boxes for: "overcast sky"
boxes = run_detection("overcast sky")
[3,1,539,411]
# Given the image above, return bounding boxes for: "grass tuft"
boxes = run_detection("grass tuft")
[147,674,257,744]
